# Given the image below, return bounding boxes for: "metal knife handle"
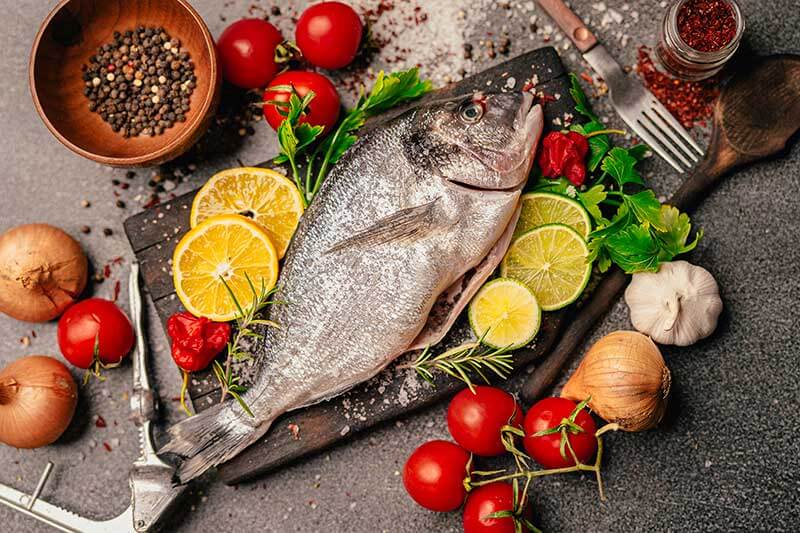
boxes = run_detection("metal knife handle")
[129,262,152,396]
[536,0,598,53]
[128,263,163,465]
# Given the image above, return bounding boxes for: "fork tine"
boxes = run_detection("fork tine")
[643,109,701,163]
[638,114,693,169]
[649,101,705,157]
[627,117,687,173]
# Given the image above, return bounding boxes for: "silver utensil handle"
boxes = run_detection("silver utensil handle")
[0,481,133,533]
[536,0,598,53]
[129,262,151,396]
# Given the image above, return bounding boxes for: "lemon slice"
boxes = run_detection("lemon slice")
[173,214,279,321]
[190,167,304,258]
[501,223,592,311]
[468,278,541,350]
[514,192,591,240]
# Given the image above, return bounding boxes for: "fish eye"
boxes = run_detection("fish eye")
[459,102,484,123]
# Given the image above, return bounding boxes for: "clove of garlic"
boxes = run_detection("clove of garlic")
[624,261,723,347]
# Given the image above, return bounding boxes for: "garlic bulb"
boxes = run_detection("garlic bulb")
[624,261,723,347]
[562,331,671,432]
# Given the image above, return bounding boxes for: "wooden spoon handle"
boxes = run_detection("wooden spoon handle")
[521,267,627,403]
[536,0,598,53]
[521,153,732,404]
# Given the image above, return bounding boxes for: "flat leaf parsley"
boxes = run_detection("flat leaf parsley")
[273,68,432,206]
[534,74,701,274]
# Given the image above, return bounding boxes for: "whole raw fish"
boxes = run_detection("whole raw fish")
[161,91,544,482]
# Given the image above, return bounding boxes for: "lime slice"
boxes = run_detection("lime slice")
[501,223,591,311]
[514,192,591,239]
[468,278,542,350]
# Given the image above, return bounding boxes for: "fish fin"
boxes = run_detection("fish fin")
[407,204,522,351]
[326,199,440,254]
[159,401,272,484]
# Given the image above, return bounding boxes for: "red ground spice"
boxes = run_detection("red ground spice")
[636,46,719,129]
[677,0,737,52]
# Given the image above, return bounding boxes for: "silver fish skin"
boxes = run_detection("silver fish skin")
[161,92,544,482]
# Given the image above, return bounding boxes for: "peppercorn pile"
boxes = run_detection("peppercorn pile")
[82,27,196,138]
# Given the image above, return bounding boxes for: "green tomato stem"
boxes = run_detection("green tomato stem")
[585,129,626,139]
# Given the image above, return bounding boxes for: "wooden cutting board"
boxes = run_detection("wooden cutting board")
[124,46,581,484]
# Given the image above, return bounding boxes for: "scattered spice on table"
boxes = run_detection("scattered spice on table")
[677,0,737,52]
[636,46,719,129]
[82,27,196,138]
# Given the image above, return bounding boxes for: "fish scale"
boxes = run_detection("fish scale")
[160,91,544,483]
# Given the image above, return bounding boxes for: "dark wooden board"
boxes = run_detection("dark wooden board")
[124,46,580,484]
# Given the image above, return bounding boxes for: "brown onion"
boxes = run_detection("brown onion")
[0,224,88,322]
[0,355,78,448]
[561,331,671,432]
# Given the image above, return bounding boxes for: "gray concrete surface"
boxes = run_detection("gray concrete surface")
[2,0,799,531]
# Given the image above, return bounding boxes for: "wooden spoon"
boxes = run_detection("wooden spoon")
[521,54,800,403]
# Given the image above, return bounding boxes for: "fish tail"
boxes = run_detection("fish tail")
[159,401,272,484]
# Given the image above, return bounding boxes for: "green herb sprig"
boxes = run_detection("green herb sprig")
[217,274,281,417]
[399,337,514,393]
[534,74,701,274]
[274,68,432,206]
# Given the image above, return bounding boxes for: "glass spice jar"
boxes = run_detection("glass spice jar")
[656,0,745,81]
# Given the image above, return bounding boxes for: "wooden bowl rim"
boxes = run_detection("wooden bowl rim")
[29,0,219,167]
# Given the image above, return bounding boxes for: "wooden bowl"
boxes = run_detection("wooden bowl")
[30,0,220,167]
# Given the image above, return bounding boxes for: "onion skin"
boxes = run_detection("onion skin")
[0,224,88,323]
[0,356,78,448]
[561,331,671,432]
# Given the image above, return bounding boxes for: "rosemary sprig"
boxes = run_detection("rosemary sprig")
[212,360,253,418]
[217,274,281,417]
[400,335,514,393]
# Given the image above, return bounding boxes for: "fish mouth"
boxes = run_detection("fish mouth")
[445,177,524,193]
[487,93,541,179]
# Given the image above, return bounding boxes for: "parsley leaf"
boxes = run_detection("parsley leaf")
[359,68,433,114]
[578,184,608,225]
[307,68,432,200]
[566,71,703,275]
[623,190,667,231]
[627,144,651,161]
[571,121,611,172]
[273,92,325,206]
[655,205,703,258]
[568,73,598,122]
[273,68,431,205]
[601,147,645,187]
[605,224,662,273]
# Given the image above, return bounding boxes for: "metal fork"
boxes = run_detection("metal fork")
[537,0,705,173]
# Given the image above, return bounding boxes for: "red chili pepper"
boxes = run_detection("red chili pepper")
[167,312,230,417]
[538,131,589,186]
[166,312,231,372]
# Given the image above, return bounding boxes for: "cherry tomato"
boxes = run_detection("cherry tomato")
[522,397,597,469]
[57,298,134,370]
[402,440,471,512]
[447,386,523,456]
[463,482,533,533]
[217,19,284,89]
[295,2,363,69]
[262,71,341,132]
